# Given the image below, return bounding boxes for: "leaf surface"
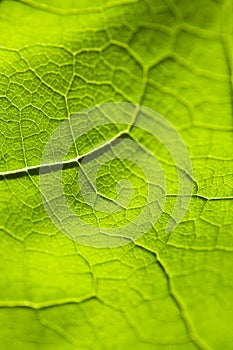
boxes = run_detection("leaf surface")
[0,0,232,349]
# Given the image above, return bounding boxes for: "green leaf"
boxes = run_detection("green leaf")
[0,0,232,349]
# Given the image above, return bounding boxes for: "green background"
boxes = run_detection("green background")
[0,0,232,349]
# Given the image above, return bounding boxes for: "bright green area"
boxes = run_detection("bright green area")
[0,0,233,349]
